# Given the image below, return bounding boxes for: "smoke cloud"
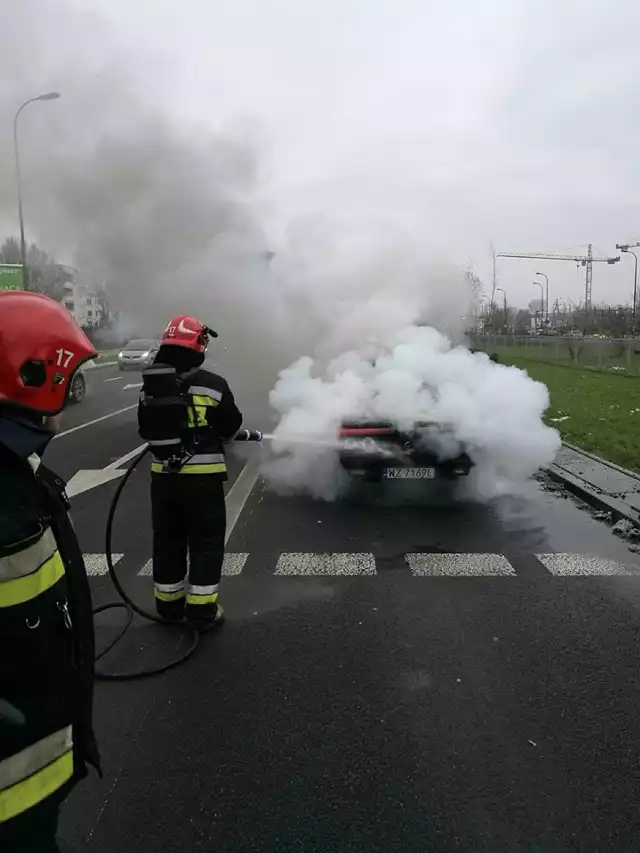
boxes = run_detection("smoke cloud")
[263,310,561,501]
[0,0,306,411]
[2,0,560,498]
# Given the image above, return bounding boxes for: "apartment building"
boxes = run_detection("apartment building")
[60,265,105,328]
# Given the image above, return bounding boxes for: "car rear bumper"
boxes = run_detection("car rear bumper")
[337,422,473,480]
[338,450,473,479]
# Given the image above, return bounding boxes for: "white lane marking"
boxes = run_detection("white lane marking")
[275,553,376,576]
[225,456,261,545]
[104,377,121,383]
[84,553,123,576]
[54,404,138,440]
[406,553,516,576]
[105,444,148,470]
[123,382,143,390]
[222,553,249,576]
[82,552,640,579]
[66,468,128,498]
[65,444,148,497]
[139,559,153,576]
[138,553,249,577]
[536,554,636,576]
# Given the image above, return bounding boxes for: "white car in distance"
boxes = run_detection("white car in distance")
[117,339,160,371]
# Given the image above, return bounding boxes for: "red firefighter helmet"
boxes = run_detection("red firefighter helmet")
[160,314,217,354]
[0,291,98,416]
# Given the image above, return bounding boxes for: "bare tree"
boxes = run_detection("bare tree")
[0,236,69,301]
[0,237,21,264]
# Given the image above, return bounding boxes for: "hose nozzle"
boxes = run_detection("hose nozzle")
[233,429,263,442]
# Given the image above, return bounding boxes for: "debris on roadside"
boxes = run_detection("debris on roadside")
[628,544,640,554]
[592,510,613,522]
[612,519,637,538]
[544,482,563,492]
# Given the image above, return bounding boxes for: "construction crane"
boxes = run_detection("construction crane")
[495,244,620,311]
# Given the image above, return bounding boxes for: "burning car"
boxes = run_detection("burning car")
[337,420,474,483]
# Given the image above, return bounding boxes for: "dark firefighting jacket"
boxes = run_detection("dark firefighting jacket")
[0,413,100,827]
[139,365,243,478]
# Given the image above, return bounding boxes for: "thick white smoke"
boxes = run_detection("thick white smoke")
[263,304,561,501]
[2,0,561,495]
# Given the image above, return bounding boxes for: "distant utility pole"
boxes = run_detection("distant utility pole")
[496,245,620,313]
[615,242,640,332]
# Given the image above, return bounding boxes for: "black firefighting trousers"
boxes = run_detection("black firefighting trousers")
[150,473,226,621]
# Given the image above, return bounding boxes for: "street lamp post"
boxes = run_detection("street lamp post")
[616,243,640,333]
[13,92,60,290]
[495,287,507,332]
[535,272,549,327]
[534,281,544,330]
[629,251,638,332]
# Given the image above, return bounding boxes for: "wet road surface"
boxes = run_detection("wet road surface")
[40,375,640,852]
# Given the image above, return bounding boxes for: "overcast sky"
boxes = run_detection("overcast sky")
[5,0,640,310]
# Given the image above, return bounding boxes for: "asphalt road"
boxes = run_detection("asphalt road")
[44,364,640,852]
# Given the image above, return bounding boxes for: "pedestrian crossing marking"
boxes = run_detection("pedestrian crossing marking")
[137,553,249,578]
[406,553,516,577]
[139,559,152,577]
[84,553,123,576]
[535,554,636,576]
[274,553,377,576]
[82,552,640,578]
[222,553,249,576]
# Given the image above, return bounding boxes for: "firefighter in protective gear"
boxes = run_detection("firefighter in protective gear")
[0,291,101,852]
[138,314,243,629]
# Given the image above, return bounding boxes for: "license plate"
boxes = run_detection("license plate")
[384,467,436,479]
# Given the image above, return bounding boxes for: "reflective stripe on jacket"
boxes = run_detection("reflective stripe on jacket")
[0,523,75,822]
[147,369,243,476]
[0,725,73,823]
[185,385,223,429]
[0,527,64,608]
[150,452,227,475]
[0,432,100,826]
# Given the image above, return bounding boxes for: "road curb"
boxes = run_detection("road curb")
[544,461,640,527]
[561,441,640,482]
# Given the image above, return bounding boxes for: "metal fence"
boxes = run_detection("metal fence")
[471,335,640,376]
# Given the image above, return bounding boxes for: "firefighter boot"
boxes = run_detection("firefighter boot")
[155,595,186,623]
[186,602,225,632]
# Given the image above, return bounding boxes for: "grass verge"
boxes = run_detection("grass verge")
[504,358,640,472]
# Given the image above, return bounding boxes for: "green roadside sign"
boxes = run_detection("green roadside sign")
[0,264,24,291]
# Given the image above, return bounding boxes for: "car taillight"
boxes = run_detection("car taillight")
[339,427,395,437]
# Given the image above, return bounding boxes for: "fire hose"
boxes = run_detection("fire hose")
[94,429,263,681]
